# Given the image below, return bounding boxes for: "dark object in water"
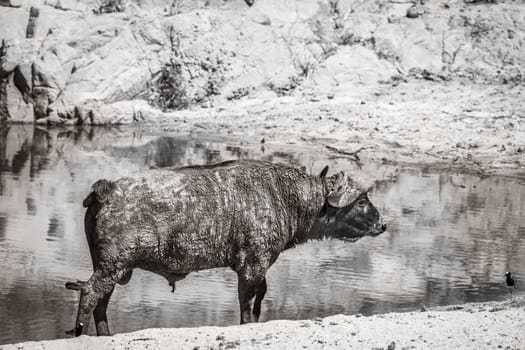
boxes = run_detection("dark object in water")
[506,272,516,287]
[505,271,517,300]
[66,160,386,336]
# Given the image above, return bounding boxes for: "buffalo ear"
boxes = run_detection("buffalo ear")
[327,188,344,207]
[319,165,329,178]
[326,172,348,207]
[92,179,116,203]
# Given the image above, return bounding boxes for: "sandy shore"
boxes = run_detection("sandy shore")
[2,298,523,350]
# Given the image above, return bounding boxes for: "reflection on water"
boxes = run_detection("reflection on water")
[0,125,524,345]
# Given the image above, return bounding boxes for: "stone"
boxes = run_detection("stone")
[6,72,34,123]
[13,65,31,100]
[311,45,397,89]
[407,6,420,19]
[25,6,40,39]
[32,86,49,119]
[247,9,271,26]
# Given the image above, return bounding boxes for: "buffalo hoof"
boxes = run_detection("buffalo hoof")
[65,281,85,291]
[65,323,83,337]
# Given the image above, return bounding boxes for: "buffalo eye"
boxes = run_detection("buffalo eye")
[357,198,367,207]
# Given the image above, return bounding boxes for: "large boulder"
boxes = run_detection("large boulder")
[307,45,397,95]
[373,19,442,73]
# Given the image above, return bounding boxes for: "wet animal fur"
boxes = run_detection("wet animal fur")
[68,160,385,336]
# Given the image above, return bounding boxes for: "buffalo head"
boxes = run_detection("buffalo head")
[313,166,387,241]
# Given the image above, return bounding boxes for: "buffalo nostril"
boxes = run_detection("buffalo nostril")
[381,224,387,232]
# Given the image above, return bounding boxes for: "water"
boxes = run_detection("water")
[0,125,524,345]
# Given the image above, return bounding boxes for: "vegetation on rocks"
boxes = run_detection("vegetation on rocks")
[94,0,125,14]
[155,60,188,111]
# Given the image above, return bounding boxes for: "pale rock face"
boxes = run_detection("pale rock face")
[310,45,397,91]
[0,7,28,42]
[250,1,299,26]
[374,19,442,73]
[389,3,414,19]
[0,0,524,124]
[250,0,325,26]
[340,13,382,44]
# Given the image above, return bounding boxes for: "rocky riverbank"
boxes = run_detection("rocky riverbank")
[0,0,523,125]
[146,80,525,176]
[2,298,524,350]
[1,0,524,174]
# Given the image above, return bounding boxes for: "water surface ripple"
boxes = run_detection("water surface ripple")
[0,125,524,344]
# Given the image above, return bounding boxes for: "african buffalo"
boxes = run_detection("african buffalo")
[66,160,386,336]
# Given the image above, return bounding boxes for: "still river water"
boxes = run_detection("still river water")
[0,125,524,345]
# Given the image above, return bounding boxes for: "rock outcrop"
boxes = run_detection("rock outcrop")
[0,0,523,124]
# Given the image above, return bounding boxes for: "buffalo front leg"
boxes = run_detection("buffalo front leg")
[237,276,256,324]
[237,274,267,324]
[252,278,267,322]
[234,237,272,324]
[73,270,118,336]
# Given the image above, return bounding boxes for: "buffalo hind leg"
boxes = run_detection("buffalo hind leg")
[67,270,131,336]
[93,268,132,335]
[72,270,119,336]
[92,284,115,336]
[252,278,267,322]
